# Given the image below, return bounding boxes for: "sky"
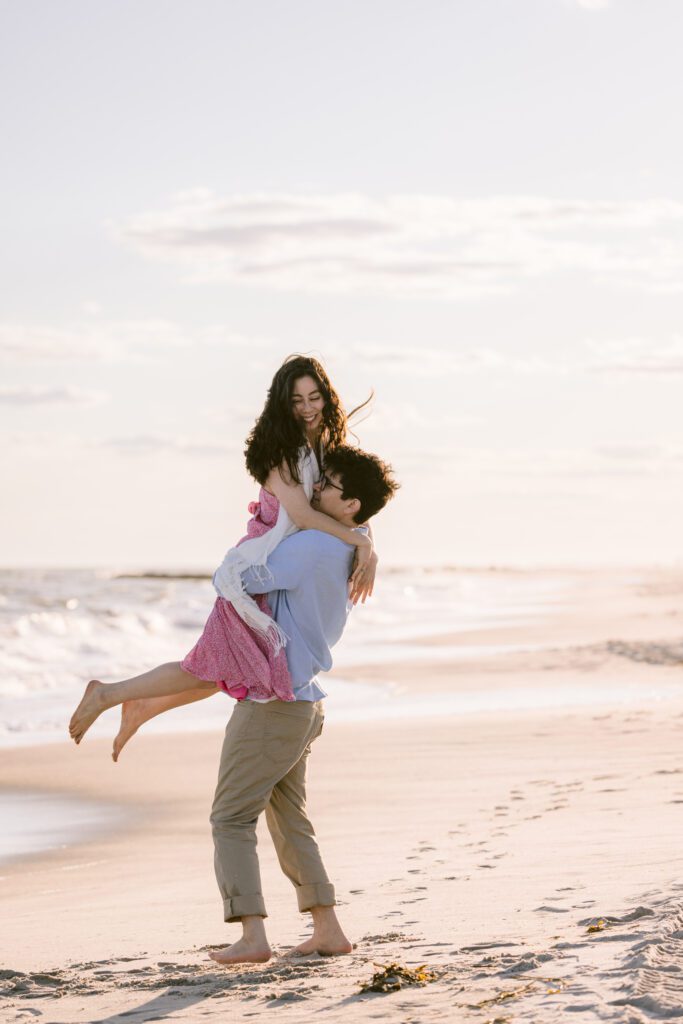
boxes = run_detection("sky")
[2,0,683,570]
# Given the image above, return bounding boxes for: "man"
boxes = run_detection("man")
[208,445,399,966]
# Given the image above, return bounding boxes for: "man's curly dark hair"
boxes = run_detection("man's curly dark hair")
[323,446,399,523]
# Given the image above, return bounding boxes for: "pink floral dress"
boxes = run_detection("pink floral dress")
[180,489,296,702]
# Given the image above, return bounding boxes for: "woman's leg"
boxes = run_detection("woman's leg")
[112,686,218,762]
[69,661,216,744]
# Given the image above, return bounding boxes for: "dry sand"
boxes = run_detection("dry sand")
[2,568,683,1022]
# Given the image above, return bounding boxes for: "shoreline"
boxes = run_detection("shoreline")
[3,653,683,753]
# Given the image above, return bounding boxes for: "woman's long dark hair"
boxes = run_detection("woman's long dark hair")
[245,354,372,485]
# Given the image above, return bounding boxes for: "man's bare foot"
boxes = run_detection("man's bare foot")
[281,904,353,958]
[113,700,150,762]
[69,680,108,744]
[208,937,272,965]
[283,933,353,958]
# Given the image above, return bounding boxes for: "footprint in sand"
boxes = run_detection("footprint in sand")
[577,906,654,927]
[359,932,413,945]
[459,941,520,952]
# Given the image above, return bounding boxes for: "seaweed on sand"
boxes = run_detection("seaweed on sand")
[359,961,438,994]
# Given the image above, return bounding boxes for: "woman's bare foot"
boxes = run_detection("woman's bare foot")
[208,937,272,965]
[113,700,150,762]
[69,680,109,744]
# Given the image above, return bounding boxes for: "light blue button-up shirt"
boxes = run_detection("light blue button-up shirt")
[241,527,364,702]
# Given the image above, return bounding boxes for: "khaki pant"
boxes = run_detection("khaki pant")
[210,697,335,923]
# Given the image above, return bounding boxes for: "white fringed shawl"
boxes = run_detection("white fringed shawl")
[211,446,320,652]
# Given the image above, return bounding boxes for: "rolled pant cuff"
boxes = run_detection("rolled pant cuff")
[296,882,336,913]
[223,894,268,923]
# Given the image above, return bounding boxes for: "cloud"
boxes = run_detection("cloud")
[575,0,610,9]
[585,337,683,374]
[201,402,263,431]
[1,430,241,459]
[363,402,484,433]
[0,320,189,364]
[6,427,680,484]
[0,320,273,365]
[114,191,683,297]
[3,431,83,454]
[340,342,566,378]
[594,443,665,461]
[98,433,240,458]
[392,440,683,481]
[0,386,106,406]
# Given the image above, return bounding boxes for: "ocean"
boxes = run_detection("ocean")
[0,566,676,749]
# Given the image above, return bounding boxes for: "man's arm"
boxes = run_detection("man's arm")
[240,533,311,596]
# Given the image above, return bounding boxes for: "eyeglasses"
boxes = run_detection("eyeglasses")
[319,473,344,493]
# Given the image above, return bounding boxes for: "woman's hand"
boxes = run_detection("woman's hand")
[349,543,378,605]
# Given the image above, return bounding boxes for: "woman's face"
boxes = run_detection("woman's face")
[290,375,326,437]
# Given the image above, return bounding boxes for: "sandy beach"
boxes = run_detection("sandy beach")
[2,568,683,1022]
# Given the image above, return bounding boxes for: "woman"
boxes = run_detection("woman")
[68,355,377,760]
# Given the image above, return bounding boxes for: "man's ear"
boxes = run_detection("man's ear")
[346,497,362,521]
